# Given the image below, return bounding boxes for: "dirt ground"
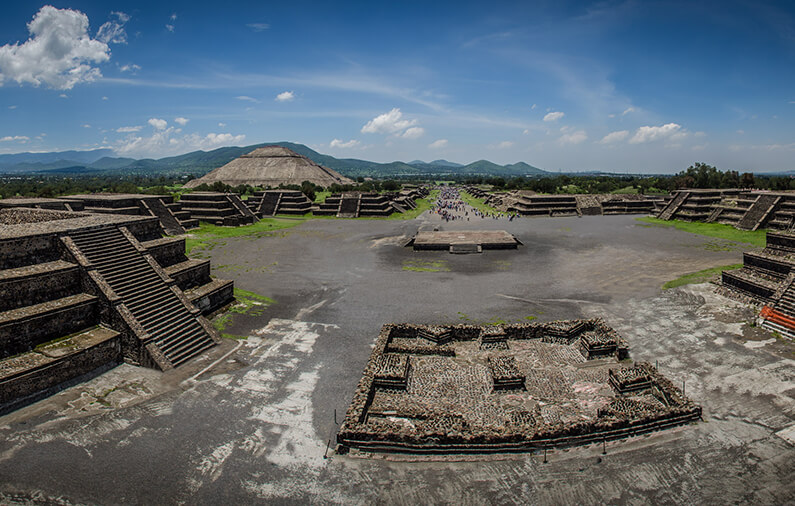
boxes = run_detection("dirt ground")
[0,212,793,505]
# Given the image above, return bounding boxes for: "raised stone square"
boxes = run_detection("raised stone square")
[409,230,521,253]
[338,320,700,453]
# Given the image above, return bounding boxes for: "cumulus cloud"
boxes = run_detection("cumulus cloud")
[148,118,167,130]
[116,128,245,157]
[560,130,587,145]
[428,139,448,149]
[0,135,29,142]
[543,111,565,122]
[0,6,112,89]
[275,91,294,102]
[629,123,684,144]
[116,126,141,133]
[600,130,629,144]
[361,108,418,136]
[329,138,360,148]
[247,23,270,32]
[400,127,425,139]
[96,11,129,44]
[174,117,189,126]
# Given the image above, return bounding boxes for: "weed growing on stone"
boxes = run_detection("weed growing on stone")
[402,259,451,272]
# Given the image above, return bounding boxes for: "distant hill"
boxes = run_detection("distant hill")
[0,142,551,178]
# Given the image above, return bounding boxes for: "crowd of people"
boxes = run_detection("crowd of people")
[430,186,521,222]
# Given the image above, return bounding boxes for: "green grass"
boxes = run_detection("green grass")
[636,217,766,247]
[611,186,639,194]
[213,288,275,337]
[662,263,743,290]
[460,190,497,214]
[314,191,331,203]
[402,259,450,272]
[186,217,310,254]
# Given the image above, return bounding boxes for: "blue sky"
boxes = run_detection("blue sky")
[0,1,793,173]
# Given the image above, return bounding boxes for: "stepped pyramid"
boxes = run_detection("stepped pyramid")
[184,146,353,189]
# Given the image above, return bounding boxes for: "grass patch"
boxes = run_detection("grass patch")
[611,186,639,194]
[314,191,331,203]
[212,288,275,335]
[186,217,310,254]
[402,259,450,272]
[662,263,743,290]
[460,190,497,214]
[636,217,766,247]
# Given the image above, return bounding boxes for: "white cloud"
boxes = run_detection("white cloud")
[166,24,175,32]
[428,139,448,149]
[560,130,587,145]
[218,122,226,127]
[119,63,140,73]
[174,117,189,126]
[0,6,111,90]
[96,11,129,44]
[543,111,565,122]
[82,124,91,128]
[599,130,629,144]
[694,131,706,138]
[531,104,537,110]
[621,107,635,116]
[59,93,68,98]
[101,96,108,100]
[170,13,177,21]
[148,118,167,130]
[400,126,425,139]
[361,108,418,135]
[0,136,29,142]
[495,141,514,149]
[275,91,294,102]
[116,128,245,157]
[236,95,259,103]
[116,126,141,133]
[329,138,360,148]
[737,129,745,135]
[8,105,17,109]
[629,123,684,144]
[247,23,270,32]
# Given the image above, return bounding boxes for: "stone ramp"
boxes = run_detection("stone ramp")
[68,227,217,368]
[737,194,780,231]
[657,191,688,220]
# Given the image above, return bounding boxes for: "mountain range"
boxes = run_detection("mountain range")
[0,143,548,178]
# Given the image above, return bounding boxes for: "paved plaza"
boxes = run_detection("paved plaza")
[0,210,793,504]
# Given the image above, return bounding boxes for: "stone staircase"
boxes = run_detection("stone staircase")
[737,194,780,231]
[68,227,217,367]
[657,191,688,220]
[337,194,360,218]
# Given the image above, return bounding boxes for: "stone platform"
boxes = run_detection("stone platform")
[338,321,700,454]
[408,230,521,253]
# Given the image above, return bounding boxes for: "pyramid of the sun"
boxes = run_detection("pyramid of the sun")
[184,146,353,188]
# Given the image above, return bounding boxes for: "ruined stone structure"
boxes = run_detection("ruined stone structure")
[722,230,795,338]
[483,191,661,217]
[179,192,258,226]
[338,321,699,454]
[314,192,396,218]
[0,208,234,413]
[246,190,313,216]
[0,194,198,236]
[407,230,522,253]
[183,145,353,189]
[657,189,795,232]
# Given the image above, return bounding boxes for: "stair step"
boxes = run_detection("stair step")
[170,340,215,366]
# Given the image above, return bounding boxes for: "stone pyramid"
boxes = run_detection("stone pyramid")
[184,146,353,188]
